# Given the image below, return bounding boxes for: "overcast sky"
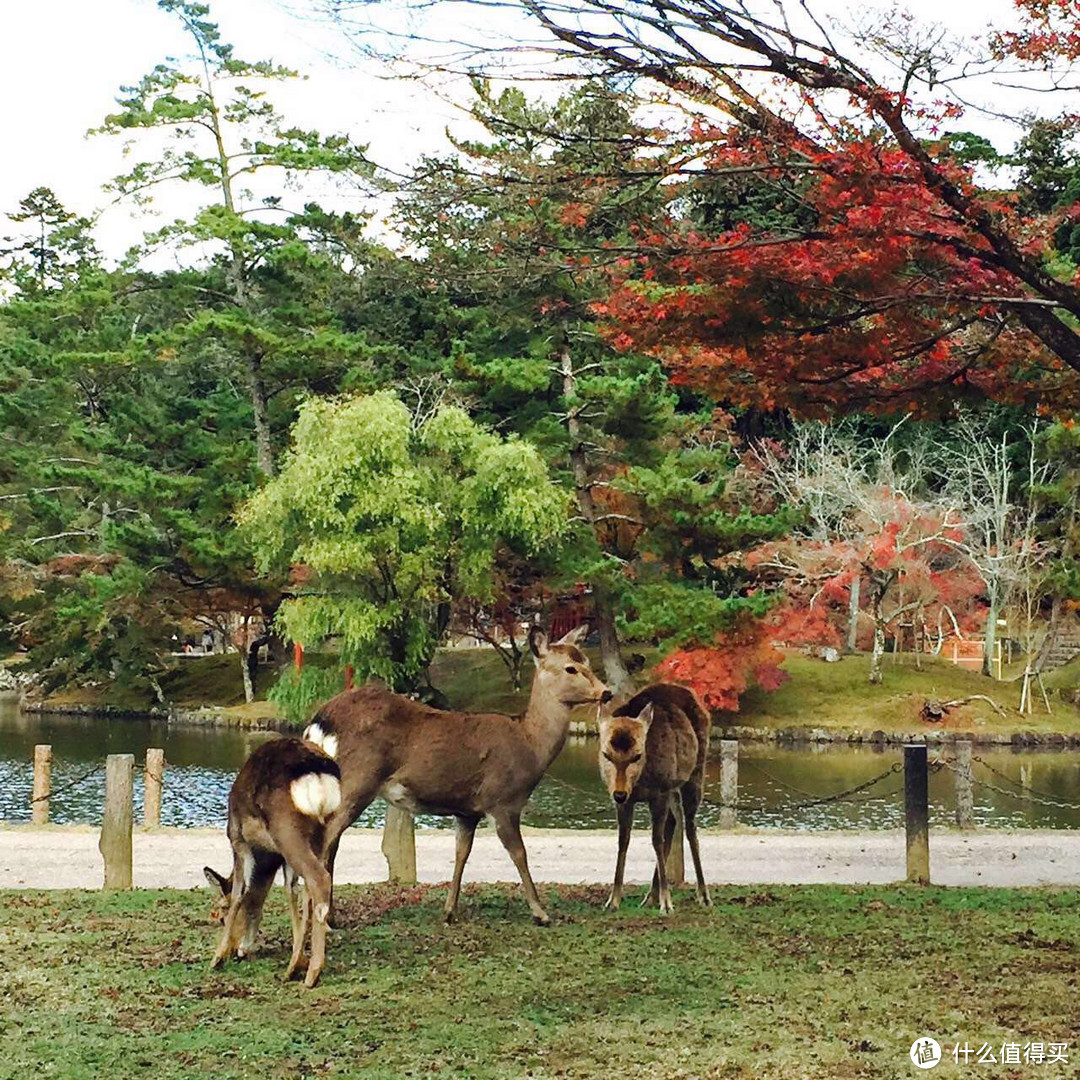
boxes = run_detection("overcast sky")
[2,0,1043,259]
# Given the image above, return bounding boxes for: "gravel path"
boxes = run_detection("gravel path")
[3,825,1080,890]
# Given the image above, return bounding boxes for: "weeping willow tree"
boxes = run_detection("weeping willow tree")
[241,390,566,709]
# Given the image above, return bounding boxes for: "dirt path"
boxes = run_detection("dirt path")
[3,825,1080,890]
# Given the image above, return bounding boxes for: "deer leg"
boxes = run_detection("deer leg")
[604,798,634,912]
[211,847,253,968]
[648,795,674,915]
[444,815,480,924]
[681,781,711,907]
[493,810,549,926]
[320,786,377,927]
[236,855,280,958]
[639,802,675,908]
[283,864,310,980]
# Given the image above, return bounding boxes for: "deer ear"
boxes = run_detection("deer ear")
[556,623,589,647]
[636,703,655,729]
[529,625,549,658]
[204,866,230,896]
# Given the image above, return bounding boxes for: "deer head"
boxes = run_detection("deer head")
[598,702,654,803]
[529,624,612,707]
[204,865,231,924]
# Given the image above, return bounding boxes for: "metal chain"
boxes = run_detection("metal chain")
[971,755,1080,810]
[740,757,904,811]
[29,761,104,803]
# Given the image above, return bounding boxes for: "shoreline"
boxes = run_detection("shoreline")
[18,696,1080,746]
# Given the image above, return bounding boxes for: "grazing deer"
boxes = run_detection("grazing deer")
[598,682,712,914]
[303,625,610,926]
[204,737,341,988]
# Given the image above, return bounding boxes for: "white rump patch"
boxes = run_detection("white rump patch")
[289,772,342,822]
[304,723,339,760]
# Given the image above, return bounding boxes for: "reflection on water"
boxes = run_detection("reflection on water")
[3,696,1080,830]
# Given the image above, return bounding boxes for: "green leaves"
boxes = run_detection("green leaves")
[241,392,566,691]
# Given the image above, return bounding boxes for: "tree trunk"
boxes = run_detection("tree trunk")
[845,574,861,654]
[240,646,255,704]
[557,341,632,697]
[245,354,274,478]
[982,603,999,679]
[869,591,885,685]
[593,588,633,697]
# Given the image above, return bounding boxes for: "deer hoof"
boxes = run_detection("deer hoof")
[697,893,713,908]
[303,967,323,989]
[603,896,621,913]
[533,912,551,927]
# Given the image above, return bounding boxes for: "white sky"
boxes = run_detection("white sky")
[1,0,1047,260]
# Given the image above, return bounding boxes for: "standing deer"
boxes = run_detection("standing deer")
[598,683,712,914]
[204,737,341,988]
[303,624,610,925]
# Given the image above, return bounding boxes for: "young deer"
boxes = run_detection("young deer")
[303,625,610,926]
[204,737,341,988]
[598,683,712,915]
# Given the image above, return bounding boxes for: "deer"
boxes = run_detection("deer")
[598,682,712,915]
[302,624,611,926]
[203,736,341,988]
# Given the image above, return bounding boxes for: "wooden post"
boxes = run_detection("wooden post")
[99,754,134,890]
[144,749,164,828]
[954,740,974,829]
[665,799,685,885]
[719,739,738,829]
[32,744,51,825]
[293,641,304,673]
[904,743,930,885]
[381,805,417,884]
[344,664,355,690]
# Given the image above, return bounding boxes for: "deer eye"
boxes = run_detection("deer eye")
[565,666,577,674]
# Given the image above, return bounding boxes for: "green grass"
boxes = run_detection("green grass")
[38,644,1080,737]
[2,883,1079,1079]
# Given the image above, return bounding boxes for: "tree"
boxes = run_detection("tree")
[345,0,1080,413]
[240,391,566,694]
[93,0,373,475]
[1,188,99,294]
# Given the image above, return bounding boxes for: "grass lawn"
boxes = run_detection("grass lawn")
[31,645,1080,737]
[2,883,1079,1079]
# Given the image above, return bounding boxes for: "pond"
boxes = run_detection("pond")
[3,696,1080,830]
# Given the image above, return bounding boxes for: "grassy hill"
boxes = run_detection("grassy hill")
[31,643,1080,737]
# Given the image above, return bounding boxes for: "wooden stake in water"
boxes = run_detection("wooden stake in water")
[904,743,930,885]
[382,805,417,884]
[719,739,739,829]
[32,744,51,826]
[144,749,164,828]
[954,740,974,829]
[99,754,134,890]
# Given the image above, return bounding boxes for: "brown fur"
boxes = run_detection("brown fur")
[599,683,712,914]
[204,738,340,988]
[307,625,610,925]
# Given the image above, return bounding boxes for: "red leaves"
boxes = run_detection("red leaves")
[595,125,1080,413]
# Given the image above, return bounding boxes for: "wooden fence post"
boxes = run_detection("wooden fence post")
[32,745,51,825]
[382,805,417,884]
[954,740,974,829]
[719,740,739,829]
[144,749,164,828]
[99,754,134,890]
[904,743,930,885]
[665,801,685,885]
